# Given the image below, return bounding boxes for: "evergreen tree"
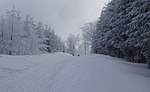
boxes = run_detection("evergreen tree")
[92,0,150,68]
[0,7,64,55]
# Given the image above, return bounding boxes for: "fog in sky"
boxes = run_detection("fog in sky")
[0,0,108,40]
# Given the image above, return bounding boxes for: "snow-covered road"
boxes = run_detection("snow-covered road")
[0,53,150,92]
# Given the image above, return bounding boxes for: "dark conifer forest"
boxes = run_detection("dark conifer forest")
[91,0,150,68]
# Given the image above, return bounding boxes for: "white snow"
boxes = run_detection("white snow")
[0,53,150,92]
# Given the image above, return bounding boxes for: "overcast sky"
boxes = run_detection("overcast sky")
[0,0,108,40]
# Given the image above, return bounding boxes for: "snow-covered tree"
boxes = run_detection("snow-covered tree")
[92,0,150,68]
[66,34,79,56]
[43,26,65,53]
[23,15,40,54]
[81,22,97,54]
[0,16,6,54]
[44,28,56,53]
[35,22,46,52]
[0,7,64,55]
[1,7,27,55]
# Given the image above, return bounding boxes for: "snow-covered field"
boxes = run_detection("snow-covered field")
[0,52,150,92]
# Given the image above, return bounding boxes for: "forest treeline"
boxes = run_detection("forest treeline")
[93,0,150,67]
[82,0,150,68]
[0,7,65,55]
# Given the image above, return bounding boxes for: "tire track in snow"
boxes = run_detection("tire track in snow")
[0,57,72,92]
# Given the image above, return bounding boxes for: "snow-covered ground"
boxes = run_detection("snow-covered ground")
[0,52,150,92]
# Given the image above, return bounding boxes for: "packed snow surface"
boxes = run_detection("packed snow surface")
[0,52,150,92]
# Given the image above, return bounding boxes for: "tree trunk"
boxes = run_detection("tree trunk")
[9,51,12,55]
[148,61,150,69]
[9,19,14,56]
